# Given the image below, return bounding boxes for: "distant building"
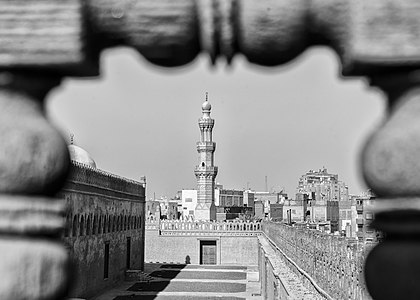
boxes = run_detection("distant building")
[355,191,379,242]
[243,190,255,210]
[339,199,357,237]
[269,204,284,221]
[166,201,179,220]
[254,191,287,217]
[63,144,145,298]
[146,200,161,221]
[218,189,244,206]
[254,201,265,219]
[181,189,197,219]
[295,168,347,232]
[296,167,349,202]
[283,199,307,223]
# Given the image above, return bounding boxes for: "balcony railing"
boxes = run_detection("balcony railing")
[157,220,261,236]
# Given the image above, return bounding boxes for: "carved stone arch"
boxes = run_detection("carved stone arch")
[108,215,112,233]
[80,215,84,237]
[104,215,108,234]
[86,215,91,236]
[93,215,98,235]
[113,215,117,232]
[72,215,78,237]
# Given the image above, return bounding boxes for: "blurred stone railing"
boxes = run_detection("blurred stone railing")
[157,220,261,236]
[262,222,374,300]
[2,1,420,299]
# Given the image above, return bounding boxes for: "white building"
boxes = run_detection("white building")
[181,189,197,219]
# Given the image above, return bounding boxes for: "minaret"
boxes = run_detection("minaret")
[194,93,218,221]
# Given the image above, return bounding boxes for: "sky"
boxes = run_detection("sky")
[47,46,385,200]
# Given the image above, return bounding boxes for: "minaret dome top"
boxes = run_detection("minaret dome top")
[202,100,211,111]
[202,92,211,111]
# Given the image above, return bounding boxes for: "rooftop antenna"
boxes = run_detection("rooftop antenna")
[70,133,74,145]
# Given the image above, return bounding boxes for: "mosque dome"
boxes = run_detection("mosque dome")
[202,100,211,111]
[68,144,97,168]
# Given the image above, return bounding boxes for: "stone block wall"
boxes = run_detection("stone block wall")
[60,162,146,298]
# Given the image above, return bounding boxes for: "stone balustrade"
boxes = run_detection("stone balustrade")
[1,1,420,299]
[157,220,261,236]
[263,222,373,300]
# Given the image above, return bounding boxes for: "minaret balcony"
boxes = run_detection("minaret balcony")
[194,166,218,176]
[198,118,214,125]
[197,142,216,151]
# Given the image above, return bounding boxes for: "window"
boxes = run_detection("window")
[366,212,373,220]
[104,242,110,279]
[189,210,194,215]
[185,198,193,202]
[126,237,131,269]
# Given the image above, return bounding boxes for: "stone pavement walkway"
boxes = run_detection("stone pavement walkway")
[90,263,262,300]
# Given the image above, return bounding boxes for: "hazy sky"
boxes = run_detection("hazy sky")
[47,46,385,199]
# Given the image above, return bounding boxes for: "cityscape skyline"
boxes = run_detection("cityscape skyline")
[48,47,385,199]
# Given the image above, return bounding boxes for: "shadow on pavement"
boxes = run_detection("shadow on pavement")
[114,296,245,300]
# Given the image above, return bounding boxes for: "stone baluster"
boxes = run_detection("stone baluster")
[362,73,420,299]
[0,73,70,299]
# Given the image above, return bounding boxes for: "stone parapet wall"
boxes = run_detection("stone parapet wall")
[67,161,145,199]
[262,221,373,300]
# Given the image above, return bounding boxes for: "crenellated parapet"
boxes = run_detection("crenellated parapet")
[158,219,261,236]
[66,161,145,200]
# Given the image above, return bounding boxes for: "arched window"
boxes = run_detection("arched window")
[80,215,84,236]
[98,215,102,234]
[128,216,131,230]
[72,215,78,237]
[201,162,205,167]
[139,216,142,228]
[113,216,117,232]
[102,215,108,233]
[124,216,128,230]
[93,215,98,235]
[86,215,91,236]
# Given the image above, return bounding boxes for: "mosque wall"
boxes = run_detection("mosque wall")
[145,228,259,266]
[60,162,146,299]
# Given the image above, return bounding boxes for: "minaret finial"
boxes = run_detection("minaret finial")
[70,133,74,145]
[205,92,208,101]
